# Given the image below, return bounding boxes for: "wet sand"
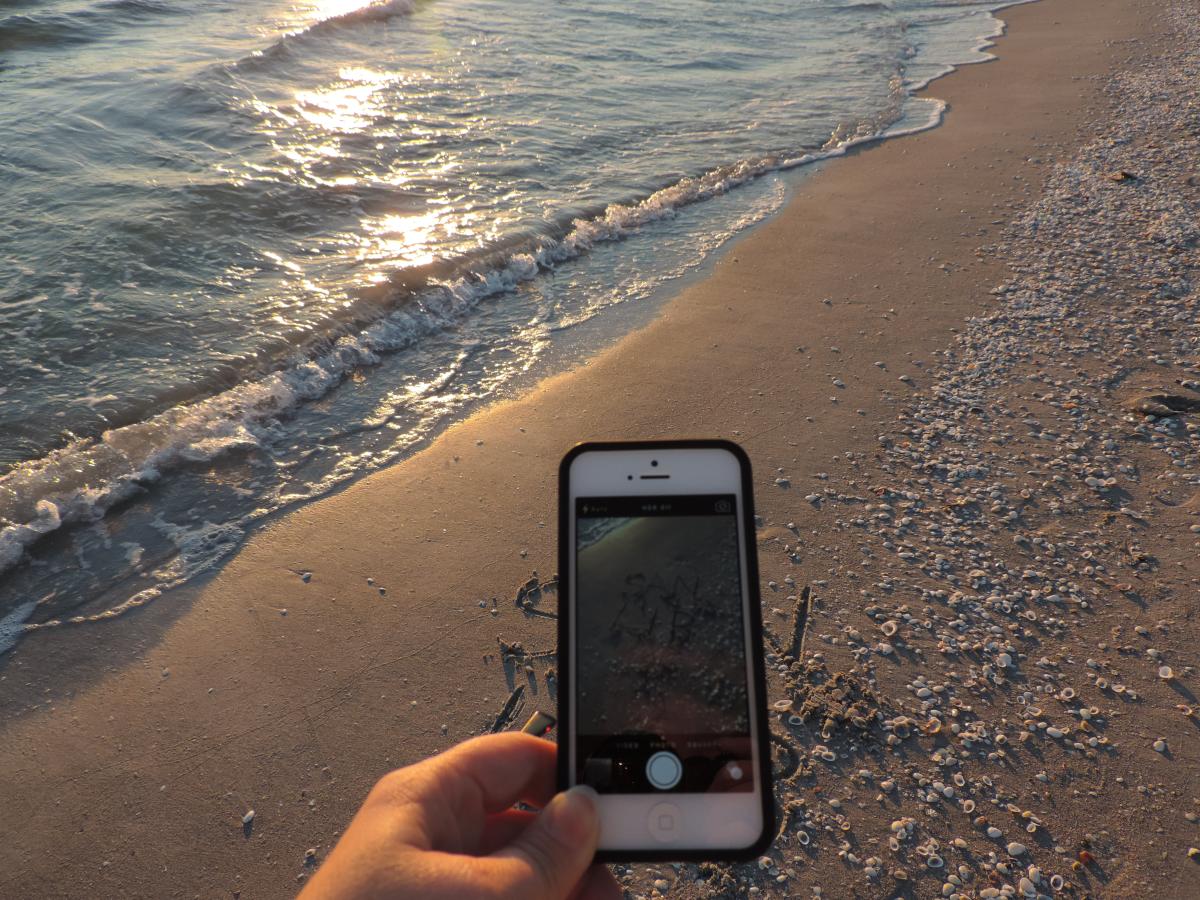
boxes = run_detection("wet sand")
[1,0,1191,896]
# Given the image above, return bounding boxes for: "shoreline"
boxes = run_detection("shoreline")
[1,0,1026,645]
[0,0,1180,897]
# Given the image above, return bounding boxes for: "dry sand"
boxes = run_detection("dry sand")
[2,0,1195,896]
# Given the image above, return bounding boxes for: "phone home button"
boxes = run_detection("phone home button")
[647,802,682,844]
[645,751,683,790]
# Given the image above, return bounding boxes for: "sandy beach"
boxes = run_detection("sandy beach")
[4,0,1198,896]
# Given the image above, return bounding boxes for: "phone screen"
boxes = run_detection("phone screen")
[574,493,753,795]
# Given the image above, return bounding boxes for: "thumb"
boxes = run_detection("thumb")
[491,785,601,899]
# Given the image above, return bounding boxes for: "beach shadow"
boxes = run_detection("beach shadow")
[1100,486,1135,507]
[501,654,518,691]
[489,685,526,733]
[1119,588,1148,610]
[1168,680,1197,704]
[1076,857,1109,886]
[0,565,218,726]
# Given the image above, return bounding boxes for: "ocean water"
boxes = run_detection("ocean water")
[0,0,1018,651]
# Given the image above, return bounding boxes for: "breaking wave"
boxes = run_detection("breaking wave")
[0,96,946,590]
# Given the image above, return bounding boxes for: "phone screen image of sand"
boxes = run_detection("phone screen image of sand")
[575,510,752,792]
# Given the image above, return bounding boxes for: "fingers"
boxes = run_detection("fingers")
[480,785,601,900]
[432,732,559,813]
[478,808,537,855]
[379,732,557,854]
[477,814,619,881]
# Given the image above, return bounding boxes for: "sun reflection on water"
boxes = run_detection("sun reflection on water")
[234,6,485,294]
[361,208,445,269]
[309,0,391,23]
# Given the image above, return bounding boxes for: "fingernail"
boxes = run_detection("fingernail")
[543,785,599,846]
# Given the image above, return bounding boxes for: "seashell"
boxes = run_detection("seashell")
[928,854,945,869]
[1096,678,1109,690]
[773,699,794,711]
[1007,842,1027,856]
[1059,687,1075,700]
[1050,874,1065,890]
[923,718,943,735]
[987,826,1002,839]
[1159,666,1174,680]
[1153,738,1167,753]
[889,836,901,852]
[788,714,804,726]
[962,800,976,813]
[242,810,255,825]
[881,620,899,637]
[797,830,811,846]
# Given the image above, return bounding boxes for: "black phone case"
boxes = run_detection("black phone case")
[556,438,775,863]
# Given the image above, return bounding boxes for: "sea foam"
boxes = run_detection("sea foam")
[0,0,1029,652]
[0,4,1011,594]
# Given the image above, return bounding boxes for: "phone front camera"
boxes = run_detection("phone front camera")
[651,459,658,467]
[627,475,633,480]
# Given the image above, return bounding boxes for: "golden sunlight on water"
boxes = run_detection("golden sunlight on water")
[311,0,388,23]
[0,0,1013,659]
[361,209,445,270]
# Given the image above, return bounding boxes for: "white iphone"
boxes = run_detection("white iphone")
[557,440,774,861]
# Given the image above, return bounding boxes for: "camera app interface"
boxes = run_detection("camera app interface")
[574,494,752,794]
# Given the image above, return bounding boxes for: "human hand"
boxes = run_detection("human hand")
[299,733,620,899]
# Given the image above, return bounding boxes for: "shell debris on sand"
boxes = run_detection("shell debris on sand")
[610,5,1200,897]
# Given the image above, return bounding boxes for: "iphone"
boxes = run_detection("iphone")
[558,440,773,861]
